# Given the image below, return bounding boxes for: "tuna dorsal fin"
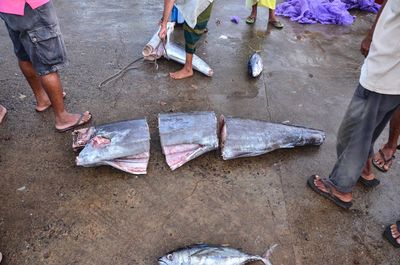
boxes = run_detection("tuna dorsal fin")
[190,247,224,258]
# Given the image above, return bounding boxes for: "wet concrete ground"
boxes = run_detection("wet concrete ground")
[0,1,399,264]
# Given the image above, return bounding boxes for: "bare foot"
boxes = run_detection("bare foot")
[391,224,400,244]
[36,91,66,112]
[373,144,397,171]
[0,105,7,124]
[314,175,352,202]
[361,158,376,180]
[170,67,193,80]
[55,111,92,132]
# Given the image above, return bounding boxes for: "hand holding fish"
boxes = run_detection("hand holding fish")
[159,24,167,40]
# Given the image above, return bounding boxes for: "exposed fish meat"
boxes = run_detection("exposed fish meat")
[248,52,263,78]
[158,112,219,170]
[220,116,325,160]
[158,244,277,265]
[73,119,150,175]
[143,22,213,76]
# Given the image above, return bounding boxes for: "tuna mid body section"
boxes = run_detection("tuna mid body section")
[220,116,326,160]
[73,119,150,175]
[158,112,219,170]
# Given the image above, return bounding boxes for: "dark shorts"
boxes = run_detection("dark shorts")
[0,1,68,76]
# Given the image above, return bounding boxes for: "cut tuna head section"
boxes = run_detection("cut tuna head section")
[159,112,219,170]
[220,116,326,160]
[73,119,150,175]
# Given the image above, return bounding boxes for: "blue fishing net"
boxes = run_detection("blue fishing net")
[275,0,380,25]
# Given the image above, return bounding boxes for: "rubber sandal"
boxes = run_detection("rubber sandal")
[373,149,395,173]
[307,175,352,210]
[269,20,284,29]
[357,176,380,188]
[246,16,256,24]
[383,221,400,248]
[36,92,67,112]
[56,112,92,133]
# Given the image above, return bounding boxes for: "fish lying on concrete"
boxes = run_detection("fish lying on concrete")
[158,244,277,265]
[143,22,213,76]
[220,116,325,160]
[248,52,263,78]
[73,119,150,175]
[158,112,219,170]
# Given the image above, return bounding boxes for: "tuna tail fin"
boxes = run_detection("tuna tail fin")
[261,244,278,265]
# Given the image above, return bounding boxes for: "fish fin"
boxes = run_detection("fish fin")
[261,244,278,265]
[190,247,224,258]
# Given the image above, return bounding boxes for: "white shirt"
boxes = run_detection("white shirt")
[175,0,213,29]
[360,0,400,95]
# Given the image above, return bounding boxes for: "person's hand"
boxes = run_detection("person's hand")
[360,34,372,57]
[159,23,167,40]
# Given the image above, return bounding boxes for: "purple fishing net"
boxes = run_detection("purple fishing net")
[275,0,380,25]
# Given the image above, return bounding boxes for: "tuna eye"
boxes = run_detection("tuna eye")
[167,254,173,261]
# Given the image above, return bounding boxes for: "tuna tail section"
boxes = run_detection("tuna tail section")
[261,244,278,265]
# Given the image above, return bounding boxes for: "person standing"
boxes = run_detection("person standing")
[159,0,214,80]
[246,0,284,29]
[307,0,400,209]
[0,0,91,132]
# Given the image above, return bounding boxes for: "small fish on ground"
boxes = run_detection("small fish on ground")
[158,244,277,265]
[248,52,263,78]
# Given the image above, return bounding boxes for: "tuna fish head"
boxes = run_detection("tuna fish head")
[248,52,263,78]
[158,251,184,265]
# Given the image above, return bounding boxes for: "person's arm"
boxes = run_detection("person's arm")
[360,0,388,57]
[159,0,176,40]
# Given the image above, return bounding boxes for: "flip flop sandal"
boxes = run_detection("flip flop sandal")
[373,149,395,173]
[269,20,284,29]
[357,176,380,188]
[383,221,400,248]
[307,175,352,210]
[56,112,92,133]
[246,16,256,24]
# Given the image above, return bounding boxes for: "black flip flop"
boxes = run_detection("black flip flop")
[307,175,352,210]
[56,112,92,133]
[357,176,380,188]
[373,149,395,173]
[383,221,400,248]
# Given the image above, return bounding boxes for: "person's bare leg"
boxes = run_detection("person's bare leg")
[18,60,51,112]
[269,8,278,22]
[250,4,257,19]
[373,108,400,170]
[40,72,91,130]
[360,157,376,180]
[170,53,194,80]
[0,105,7,124]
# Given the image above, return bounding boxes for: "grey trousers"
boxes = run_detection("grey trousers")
[327,84,400,193]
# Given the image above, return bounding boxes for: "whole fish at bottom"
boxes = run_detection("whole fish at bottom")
[248,52,263,78]
[158,244,277,265]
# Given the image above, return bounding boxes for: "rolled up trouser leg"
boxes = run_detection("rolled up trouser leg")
[183,2,213,54]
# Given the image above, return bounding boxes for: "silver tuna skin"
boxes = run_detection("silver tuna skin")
[248,53,263,78]
[158,244,276,265]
